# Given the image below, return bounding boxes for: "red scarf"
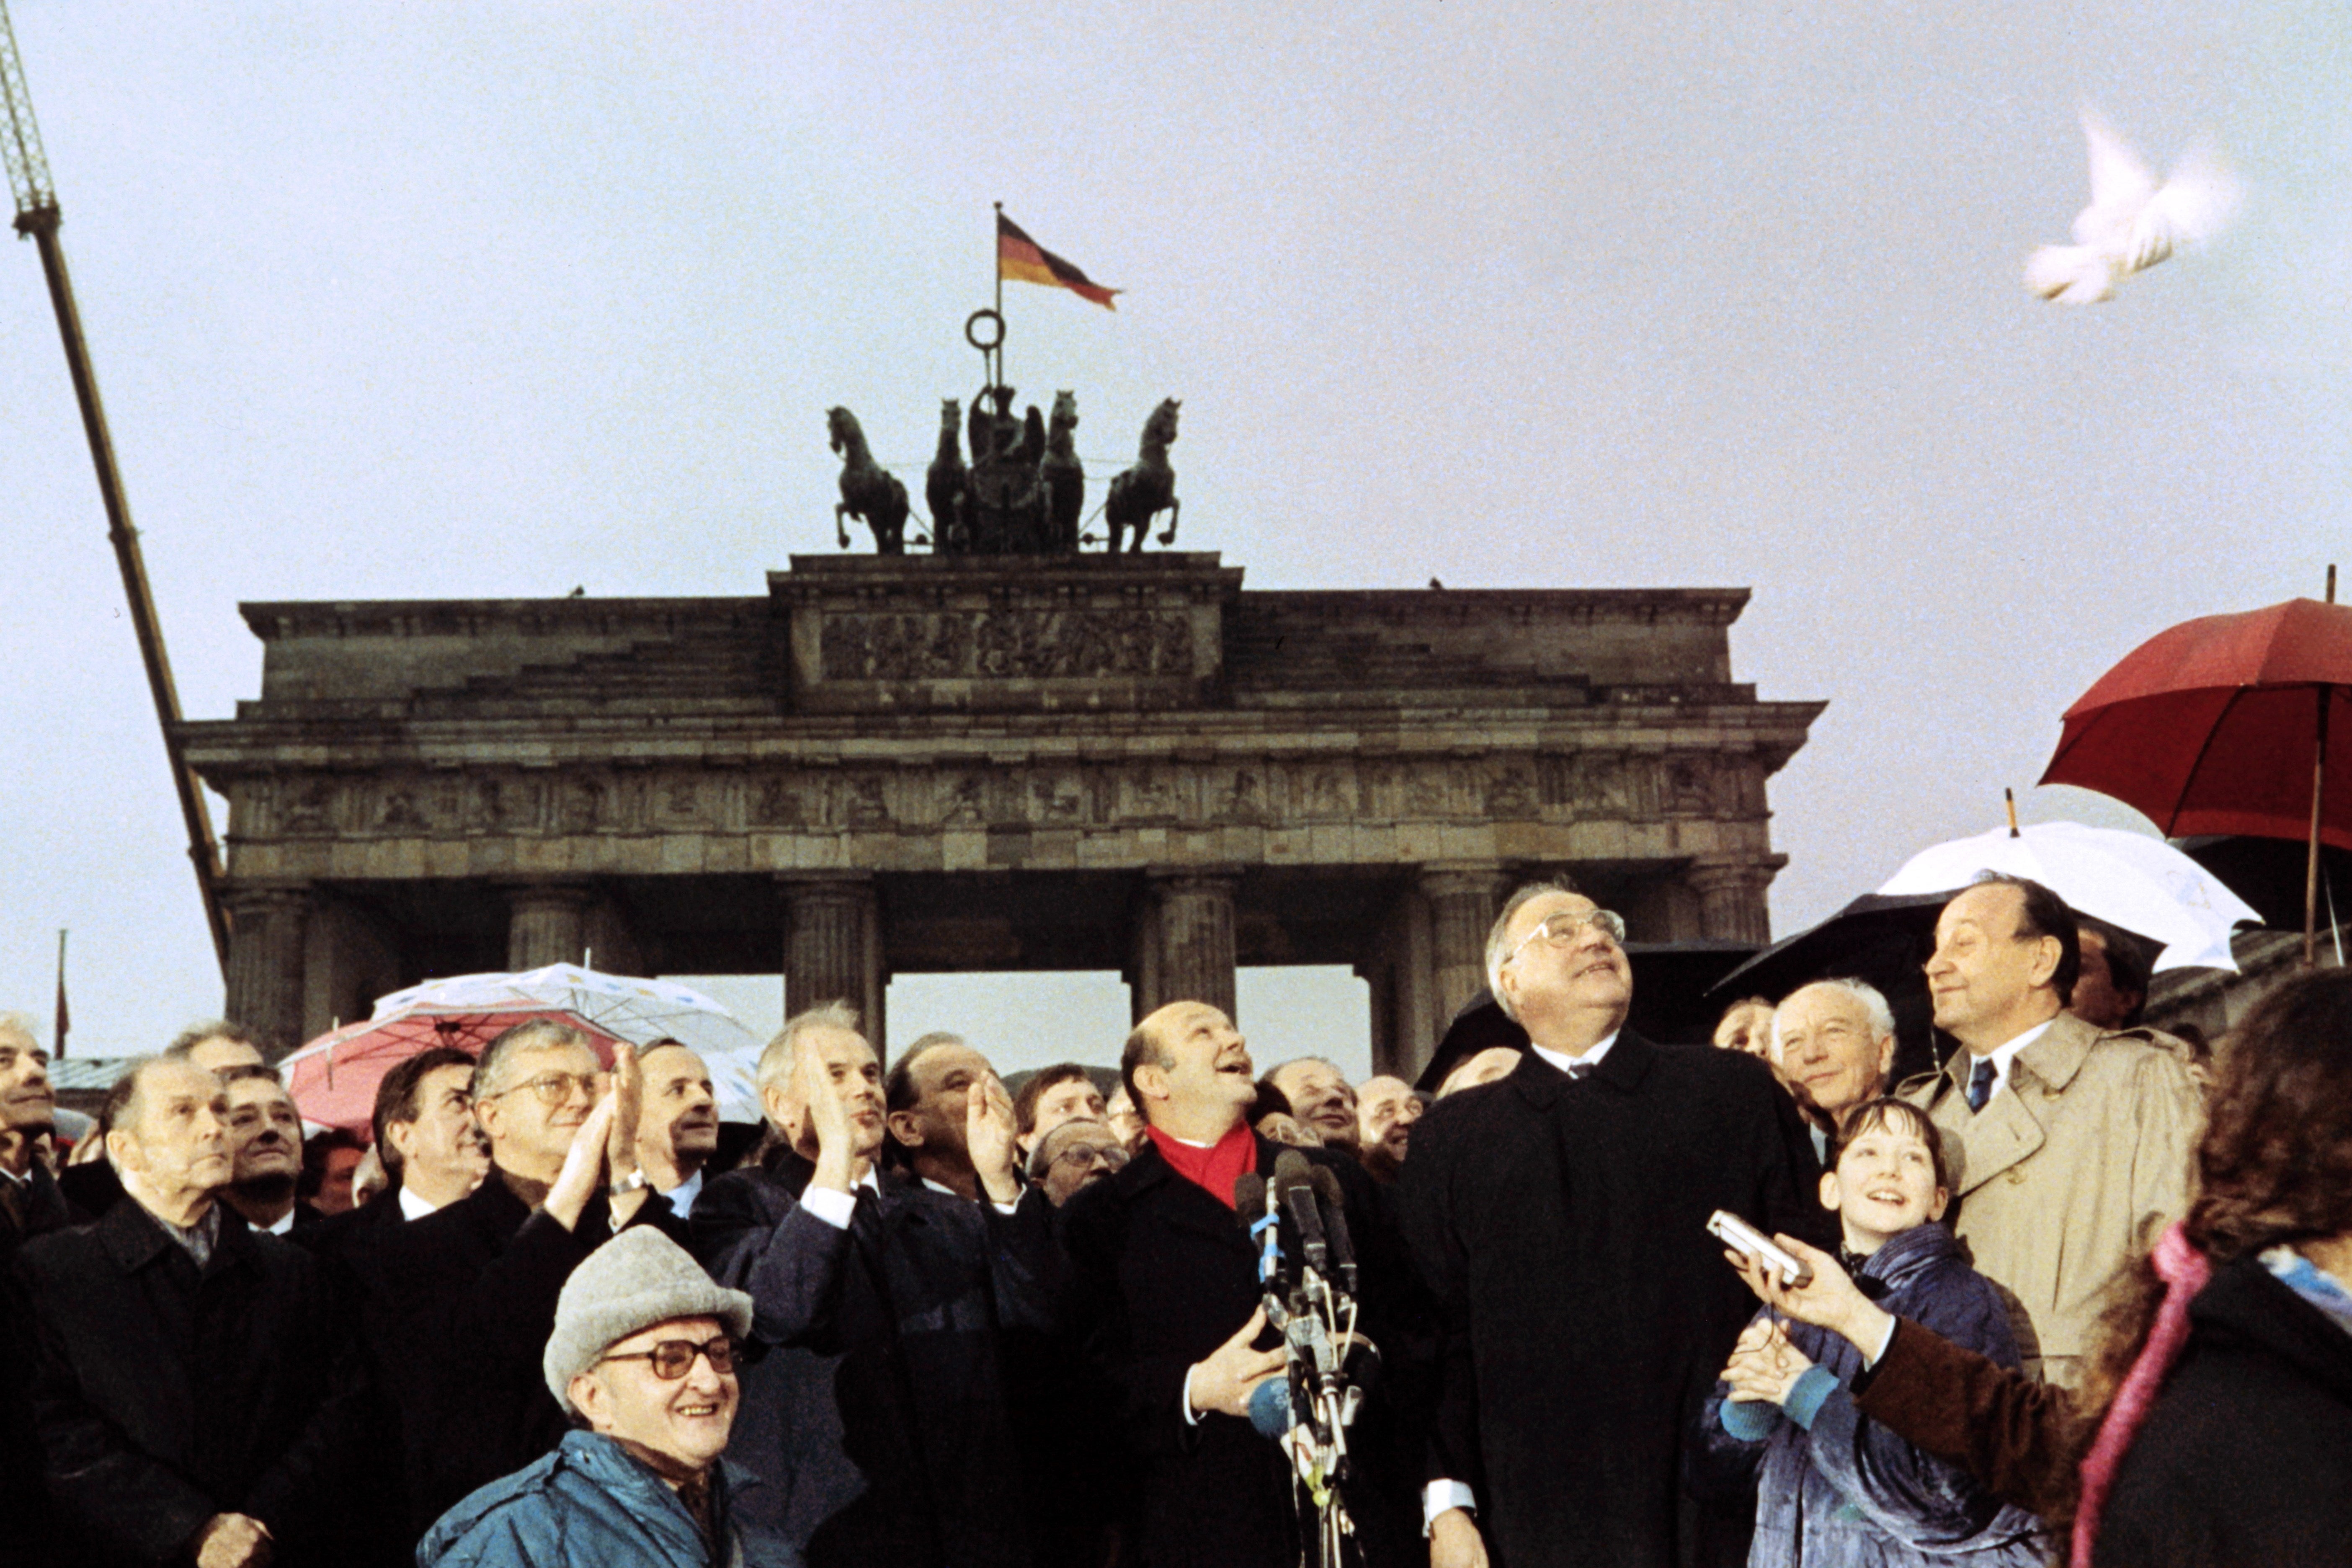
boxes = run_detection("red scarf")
[1146,1120,1257,1209]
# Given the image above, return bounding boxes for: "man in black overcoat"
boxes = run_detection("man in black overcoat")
[16,1057,367,1568]
[0,1016,78,1568]
[1398,881,1829,1568]
[1058,998,1424,1568]
[362,1022,684,1538]
[691,1002,1055,1568]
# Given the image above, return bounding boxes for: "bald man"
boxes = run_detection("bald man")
[1059,1001,1421,1568]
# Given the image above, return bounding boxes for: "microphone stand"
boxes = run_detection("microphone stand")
[1258,1158,1365,1568]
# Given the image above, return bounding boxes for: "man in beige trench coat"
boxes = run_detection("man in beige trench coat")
[1901,874,2204,1388]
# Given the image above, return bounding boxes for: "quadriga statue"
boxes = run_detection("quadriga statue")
[1041,390,1084,554]
[827,407,910,555]
[1104,397,1179,553]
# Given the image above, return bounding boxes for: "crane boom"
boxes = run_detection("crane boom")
[2,0,230,972]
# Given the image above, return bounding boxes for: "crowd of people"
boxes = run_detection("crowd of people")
[0,871,2342,1567]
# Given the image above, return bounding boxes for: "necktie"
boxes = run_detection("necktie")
[0,1176,25,1235]
[1966,1057,1997,1113]
[1565,1060,1592,1081]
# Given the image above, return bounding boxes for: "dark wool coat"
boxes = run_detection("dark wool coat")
[15,1199,368,1567]
[0,1164,83,1568]
[1696,1222,2045,1567]
[360,1170,684,1539]
[1396,1032,1831,1568]
[1056,1132,1424,1568]
[690,1156,1057,1568]
[2092,1253,2352,1568]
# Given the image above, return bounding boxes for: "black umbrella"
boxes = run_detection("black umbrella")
[1705,893,1950,1086]
[1414,941,1765,1094]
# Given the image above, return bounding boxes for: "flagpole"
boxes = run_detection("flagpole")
[53,928,67,1059]
[992,200,1004,386]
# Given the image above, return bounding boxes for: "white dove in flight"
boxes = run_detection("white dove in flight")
[2024,109,2240,304]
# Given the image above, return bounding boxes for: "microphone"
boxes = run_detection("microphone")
[1307,1166,1358,1297]
[1248,1374,1294,1440]
[1233,1171,1266,1218]
[1274,1152,1328,1276]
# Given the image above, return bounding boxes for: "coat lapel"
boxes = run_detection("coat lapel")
[1933,1055,2048,1195]
[93,1200,198,1453]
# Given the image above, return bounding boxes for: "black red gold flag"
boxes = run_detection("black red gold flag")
[997,214,1120,309]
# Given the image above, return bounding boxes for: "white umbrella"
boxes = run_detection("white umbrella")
[371,964,767,1121]
[1875,820,2258,972]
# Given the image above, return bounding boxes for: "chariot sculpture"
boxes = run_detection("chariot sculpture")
[826,390,1180,557]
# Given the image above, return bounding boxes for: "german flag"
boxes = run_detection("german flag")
[998,214,1120,310]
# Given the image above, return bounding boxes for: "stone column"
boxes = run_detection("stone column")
[222,885,310,1058]
[302,896,404,1043]
[1362,885,1439,1081]
[1133,871,1239,1021]
[781,875,886,1055]
[1422,865,1510,1030]
[1685,854,1786,946]
[506,883,591,970]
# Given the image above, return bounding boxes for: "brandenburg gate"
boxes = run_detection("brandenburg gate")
[181,553,1819,1078]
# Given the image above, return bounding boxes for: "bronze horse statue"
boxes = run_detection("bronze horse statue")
[1041,390,1084,554]
[828,407,909,555]
[1104,397,1180,552]
[926,398,969,554]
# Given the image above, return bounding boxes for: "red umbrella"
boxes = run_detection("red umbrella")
[2040,589,2352,965]
[283,1005,624,1133]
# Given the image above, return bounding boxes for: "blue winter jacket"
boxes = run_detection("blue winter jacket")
[1698,1222,2047,1568]
[416,1429,805,1568]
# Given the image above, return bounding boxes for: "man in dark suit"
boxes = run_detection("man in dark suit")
[691,1001,1055,1568]
[0,1015,78,1568]
[300,1045,487,1274]
[363,1021,681,1539]
[1398,881,1828,1568]
[16,1056,366,1567]
[1059,998,1422,1568]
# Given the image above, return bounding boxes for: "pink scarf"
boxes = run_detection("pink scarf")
[2069,1221,2211,1568]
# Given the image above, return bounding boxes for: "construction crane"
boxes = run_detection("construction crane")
[0,1,229,970]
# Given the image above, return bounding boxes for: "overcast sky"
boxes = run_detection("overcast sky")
[3,1,2343,1078]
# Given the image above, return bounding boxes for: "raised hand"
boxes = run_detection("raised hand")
[544,1093,619,1233]
[606,1042,643,1175]
[1187,1304,1285,1418]
[967,1070,1022,1203]
[798,1029,858,1195]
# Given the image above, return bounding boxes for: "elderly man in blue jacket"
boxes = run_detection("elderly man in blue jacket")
[419,1226,801,1567]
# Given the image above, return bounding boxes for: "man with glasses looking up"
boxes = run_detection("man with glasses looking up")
[367,1019,689,1543]
[1025,1116,1129,1207]
[1398,879,1828,1568]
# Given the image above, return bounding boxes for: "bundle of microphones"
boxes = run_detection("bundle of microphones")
[1234,1150,1379,1532]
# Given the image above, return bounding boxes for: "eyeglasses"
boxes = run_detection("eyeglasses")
[1050,1142,1130,1172]
[479,1071,608,1107]
[1504,909,1627,969]
[598,1335,738,1380]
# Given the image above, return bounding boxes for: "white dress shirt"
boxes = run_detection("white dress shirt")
[661,1167,706,1220]
[397,1184,440,1222]
[1968,1018,2056,1107]
[799,1165,882,1230]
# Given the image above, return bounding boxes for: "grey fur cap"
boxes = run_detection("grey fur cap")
[542,1227,754,1412]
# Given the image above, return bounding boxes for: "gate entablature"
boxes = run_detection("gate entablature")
[183,553,1819,1077]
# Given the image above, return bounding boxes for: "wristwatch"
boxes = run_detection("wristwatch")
[607,1169,648,1198]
